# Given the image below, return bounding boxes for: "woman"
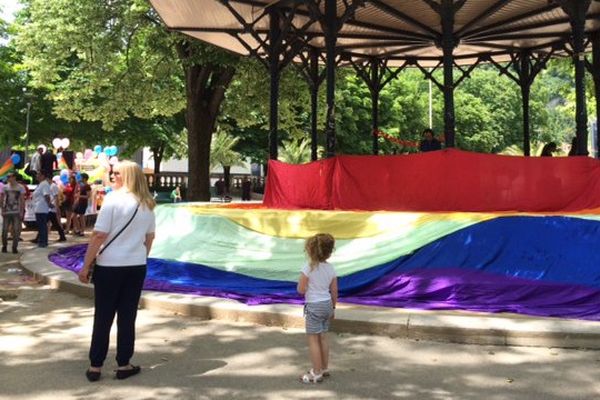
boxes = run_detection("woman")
[78,161,156,382]
[62,175,77,234]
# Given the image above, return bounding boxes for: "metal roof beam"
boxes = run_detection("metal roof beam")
[337,40,424,50]
[462,3,561,38]
[456,0,516,37]
[228,0,434,41]
[369,0,439,38]
[471,32,570,41]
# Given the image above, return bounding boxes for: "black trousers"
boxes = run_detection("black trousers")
[89,265,146,368]
[48,211,66,240]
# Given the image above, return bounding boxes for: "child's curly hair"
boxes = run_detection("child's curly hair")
[305,233,335,271]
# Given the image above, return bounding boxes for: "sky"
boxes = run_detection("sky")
[0,0,21,23]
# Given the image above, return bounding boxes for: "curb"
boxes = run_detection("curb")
[20,246,600,349]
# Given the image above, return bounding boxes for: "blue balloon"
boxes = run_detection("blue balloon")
[60,169,69,176]
[10,153,20,165]
[76,172,82,182]
[60,175,68,184]
[94,145,103,153]
[111,146,119,156]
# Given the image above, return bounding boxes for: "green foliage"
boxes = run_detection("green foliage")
[210,130,243,169]
[15,0,185,130]
[278,138,312,164]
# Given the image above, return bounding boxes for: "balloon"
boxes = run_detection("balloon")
[76,172,82,181]
[109,156,119,165]
[52,175,61,184]
[94,145,103,153]
[111,146,119,156]
[60,169,69,176]
[97,152,108,161]
[60,175,68,185]
[84,149,94,160]
[61,138,70,148]
[52,138,62,149]
[76,152,83,160]
[10,153,20,165]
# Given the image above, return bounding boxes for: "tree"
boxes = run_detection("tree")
[15,0,237,200]
[210,130,243,191]
[278,138,312,164]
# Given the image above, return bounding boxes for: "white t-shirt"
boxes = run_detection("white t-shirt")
[33,180,51,214]
[49,183,59,212]
[301,262,337,303]
[2,184,25,215]
[94,190,156,267]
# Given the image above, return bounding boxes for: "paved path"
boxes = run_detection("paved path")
[2,232,600,399]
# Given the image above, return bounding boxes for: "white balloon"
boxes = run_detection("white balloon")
[52,138,62,149]
[76,152,83,160]
[97,152,108,161]
[61,138,70,148]
[109,156,119,165]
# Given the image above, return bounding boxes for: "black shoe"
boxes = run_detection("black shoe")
[1,247,6,253]
[115,365,141,380]
[29,239,38,243]
[86,369,101,382]
[12,248,18,254]
[57,237,67,242]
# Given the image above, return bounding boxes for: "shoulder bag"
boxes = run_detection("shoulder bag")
[88,204,140,283]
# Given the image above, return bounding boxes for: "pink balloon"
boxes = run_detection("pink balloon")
[84,149,94,160]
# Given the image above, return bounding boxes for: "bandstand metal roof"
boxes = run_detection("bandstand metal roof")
[149,0,600,66]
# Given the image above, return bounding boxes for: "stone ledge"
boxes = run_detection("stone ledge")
[19,246,600,349]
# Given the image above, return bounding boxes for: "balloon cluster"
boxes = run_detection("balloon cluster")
[52,138,70,149]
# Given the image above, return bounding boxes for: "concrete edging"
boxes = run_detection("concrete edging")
[19,246,600,349]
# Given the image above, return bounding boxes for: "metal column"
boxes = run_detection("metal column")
[268,10,281,160]
[324,0,337,158]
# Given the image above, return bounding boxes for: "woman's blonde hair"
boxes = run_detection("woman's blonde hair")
[305,233,335,271]
[114,160,156,210]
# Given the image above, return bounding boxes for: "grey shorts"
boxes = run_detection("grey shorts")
[304,300,334,334]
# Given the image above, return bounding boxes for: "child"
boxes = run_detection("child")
[297,233,338,384]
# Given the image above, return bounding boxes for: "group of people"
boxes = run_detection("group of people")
[29,170,92,248]
[214,176,253,201]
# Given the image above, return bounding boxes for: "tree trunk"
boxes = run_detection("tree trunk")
[178,42,235,201]
[223,165,231,195]
[151,145,164,175]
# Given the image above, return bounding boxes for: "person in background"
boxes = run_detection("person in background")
[170,185,182,203]
[30,146,43,183]
[48,176,67,242]
[73,173,91,236]
[2,173,25,253]
[32,170,52,248]
[541,142,558,157]
[62,175,77,234]
[41,148,57,177]
[78,160,156,382]
[568,137,578,156]
[241,177,252,201]
[215,177,225,197]
[418,128,442,152]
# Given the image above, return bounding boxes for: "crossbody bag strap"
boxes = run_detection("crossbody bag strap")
[98,204,140,255]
